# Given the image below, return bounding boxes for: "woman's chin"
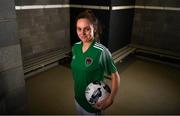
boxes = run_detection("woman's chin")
[81,38,93,43]
[81,38,88,42]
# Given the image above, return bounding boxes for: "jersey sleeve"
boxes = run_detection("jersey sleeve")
[99,47,117,76]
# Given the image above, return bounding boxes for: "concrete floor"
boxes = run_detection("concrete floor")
[25,56,180,115]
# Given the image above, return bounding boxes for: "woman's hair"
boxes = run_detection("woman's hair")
[75,10,102,42]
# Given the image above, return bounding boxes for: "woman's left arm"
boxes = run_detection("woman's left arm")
[108,71,120,102]
[96,71,120,110]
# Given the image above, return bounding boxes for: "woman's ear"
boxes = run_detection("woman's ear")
[94,29,96,33]
[93,25,97,33]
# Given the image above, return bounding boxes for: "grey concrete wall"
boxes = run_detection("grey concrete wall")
[15,0,70,59]
[132,0,180,54]
[0,0,26,114]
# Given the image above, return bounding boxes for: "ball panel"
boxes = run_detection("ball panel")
[85,81,111,106]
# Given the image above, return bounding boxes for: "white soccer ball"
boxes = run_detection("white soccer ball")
[85,81,111,105]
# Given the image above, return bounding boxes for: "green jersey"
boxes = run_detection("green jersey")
[71,40,117,113]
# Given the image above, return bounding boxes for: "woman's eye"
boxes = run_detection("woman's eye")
[85,28,90,31]
[77,28,81,32]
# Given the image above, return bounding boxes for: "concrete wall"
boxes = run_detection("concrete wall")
[132,0,180,54]
[0,0,26,114]
[15,0,71,60]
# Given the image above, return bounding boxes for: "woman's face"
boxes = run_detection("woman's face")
[76,18,94,43]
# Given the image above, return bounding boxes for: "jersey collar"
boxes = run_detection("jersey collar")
[81,39,96,54]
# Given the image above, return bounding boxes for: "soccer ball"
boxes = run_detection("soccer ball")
[85,81,111,105]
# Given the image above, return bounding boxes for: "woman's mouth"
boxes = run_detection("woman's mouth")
[81,36,87,40]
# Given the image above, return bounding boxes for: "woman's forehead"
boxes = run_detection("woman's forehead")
[76,18,93,27]
[77,18,91,23]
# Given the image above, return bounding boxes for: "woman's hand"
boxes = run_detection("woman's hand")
[95,95,113,110]
[94,72,120,110]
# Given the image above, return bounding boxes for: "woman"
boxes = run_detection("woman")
[71,10,120,115]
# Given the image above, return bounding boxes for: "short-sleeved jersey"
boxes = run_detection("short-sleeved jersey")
[71,40,117,113]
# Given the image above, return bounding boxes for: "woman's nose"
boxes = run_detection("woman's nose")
[82,30,86,35]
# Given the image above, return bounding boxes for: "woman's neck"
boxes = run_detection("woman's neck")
[82,40,93,53]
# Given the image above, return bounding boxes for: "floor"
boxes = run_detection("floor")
[25,56,180,115]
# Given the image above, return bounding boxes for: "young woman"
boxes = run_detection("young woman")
[71,10,120,115]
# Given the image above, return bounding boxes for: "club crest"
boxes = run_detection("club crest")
[85,57,93,67]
